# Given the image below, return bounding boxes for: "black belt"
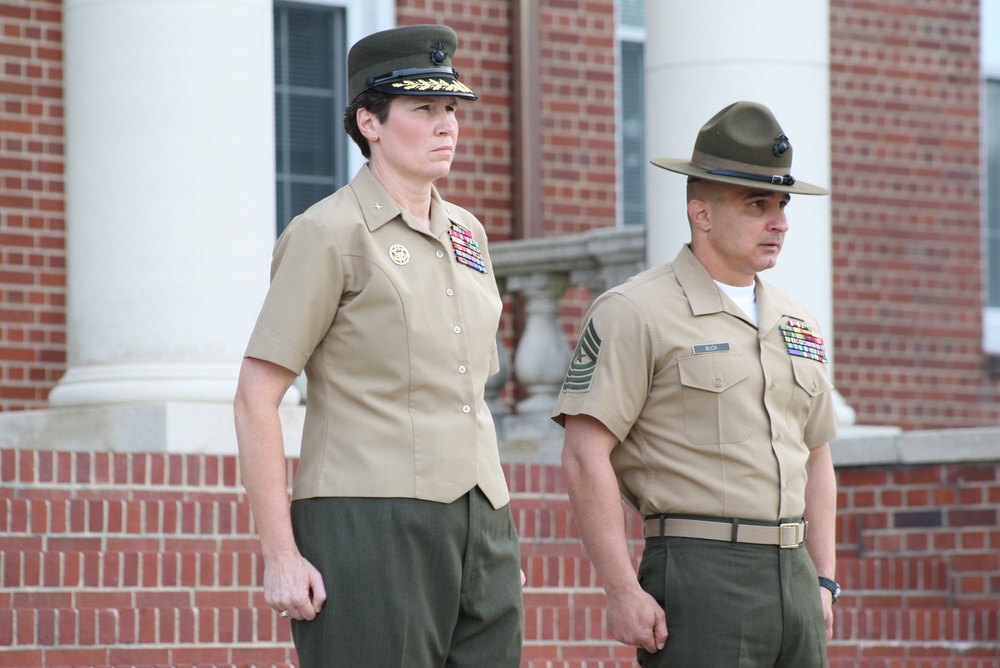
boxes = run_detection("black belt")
[644,515,807,548]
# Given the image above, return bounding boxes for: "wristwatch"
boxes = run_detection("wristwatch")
[818,576,841,604]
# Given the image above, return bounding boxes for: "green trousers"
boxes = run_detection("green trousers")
[289,488,523,668]
[636,535,828,668]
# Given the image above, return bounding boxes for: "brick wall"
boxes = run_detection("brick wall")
[0,0,66,411]
[534,0,617,237]
[831,462,1000,667]
[829,0,1000,430]
[0,449,297,668]
[2,449,997,667]
[397,0,617,242]
[397,0,517,241]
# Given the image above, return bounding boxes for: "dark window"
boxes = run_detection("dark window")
[620,40,646,227]
[619,0,644,27]
[274,3,348,235]
[987,79,1000,307]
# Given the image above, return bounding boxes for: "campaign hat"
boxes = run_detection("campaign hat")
[651,101,827,196]
[348,24,477,103]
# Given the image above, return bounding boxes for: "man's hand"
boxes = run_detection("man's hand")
[263,548,328,621]
[562,414,667,653]
[819,586,834,642]
[606,585,668,653]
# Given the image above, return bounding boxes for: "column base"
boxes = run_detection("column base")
[497,412,565,464]
[47,363,301,407]
[0,402,306,456]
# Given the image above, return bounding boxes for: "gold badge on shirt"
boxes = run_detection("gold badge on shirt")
[388,244,410,266]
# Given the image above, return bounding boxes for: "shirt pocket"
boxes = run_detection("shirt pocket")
[786,357,834,428]
[790,357,834,397]
[677,353,751,444]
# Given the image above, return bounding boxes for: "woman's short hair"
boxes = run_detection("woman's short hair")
[343,90,395,159]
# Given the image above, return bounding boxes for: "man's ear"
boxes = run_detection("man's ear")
[688,198,712,233]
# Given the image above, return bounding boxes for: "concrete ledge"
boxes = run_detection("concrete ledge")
[832,426,1000,467]
[2,403,998,470]
[497,412,564,464]
[0,402,305,457]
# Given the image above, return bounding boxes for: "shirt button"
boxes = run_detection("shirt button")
[775,433,782,442]
[458,365,467,374]
[714,378,722,388]
[769,383,775,391]
[436,250,445,258]
[453,325,461,334]
[446,288,454,296]
[462,405,471,414]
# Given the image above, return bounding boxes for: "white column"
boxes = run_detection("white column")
[642,1,864,427]
[644,1,833,340]
[52,0,290,406]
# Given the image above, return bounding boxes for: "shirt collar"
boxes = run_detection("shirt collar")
[349,164,454,237]
[753,277,784,337]
[672,245,727,316]
[672,244,784,333]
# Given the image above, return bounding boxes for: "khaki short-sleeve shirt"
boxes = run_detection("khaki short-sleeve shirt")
[553,245,837,520]
[246,165,509,508]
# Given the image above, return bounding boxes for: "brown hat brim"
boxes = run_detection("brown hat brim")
[651,157,828,196]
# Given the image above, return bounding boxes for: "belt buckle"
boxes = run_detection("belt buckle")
[779,522,804,548]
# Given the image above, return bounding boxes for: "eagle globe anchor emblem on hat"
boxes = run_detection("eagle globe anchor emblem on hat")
[651,101,828,197]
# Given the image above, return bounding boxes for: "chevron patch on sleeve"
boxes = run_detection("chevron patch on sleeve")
[563,319,602,391]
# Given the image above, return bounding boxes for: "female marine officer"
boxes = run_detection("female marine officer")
[233,24,523,668]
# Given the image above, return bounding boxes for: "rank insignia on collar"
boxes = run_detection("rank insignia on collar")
[449,222,488,274]
[779,319,828,364]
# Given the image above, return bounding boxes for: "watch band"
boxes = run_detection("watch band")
[818,576,841,603]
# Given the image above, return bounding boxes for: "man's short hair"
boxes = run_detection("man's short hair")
[686,177,726,204]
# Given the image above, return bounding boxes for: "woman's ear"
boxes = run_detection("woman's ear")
[356,108,377,140]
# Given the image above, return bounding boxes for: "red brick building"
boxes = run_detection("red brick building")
[2,0,999,430]
[1,1,998,667]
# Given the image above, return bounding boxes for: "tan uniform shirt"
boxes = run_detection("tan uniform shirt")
[246,165,509,509]
[553,245,837,521]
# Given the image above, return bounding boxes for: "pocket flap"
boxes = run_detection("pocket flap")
[791,358,834,397]
[678,354,749,394]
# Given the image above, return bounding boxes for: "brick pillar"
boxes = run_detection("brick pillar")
[49,0,281,406]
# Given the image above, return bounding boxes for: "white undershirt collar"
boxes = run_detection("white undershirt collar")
[714,280,758,325]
